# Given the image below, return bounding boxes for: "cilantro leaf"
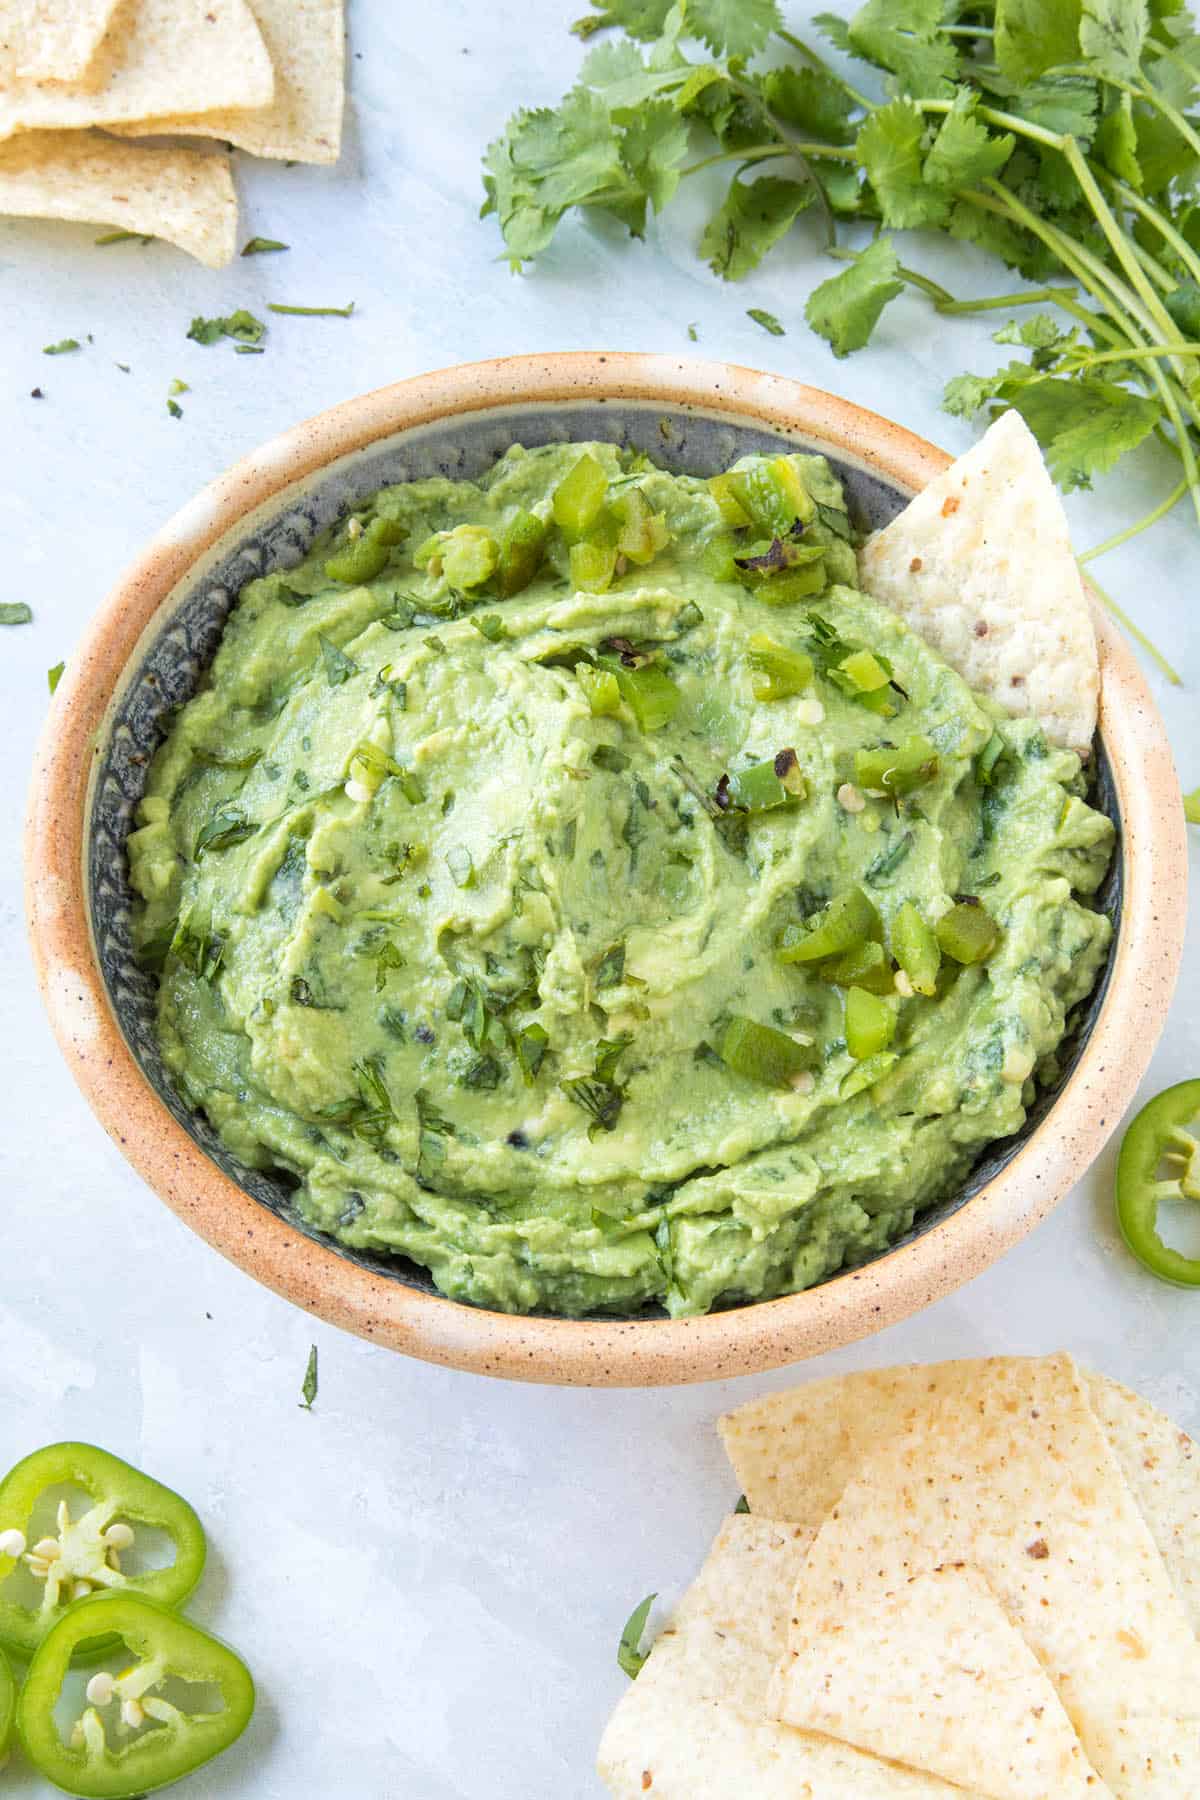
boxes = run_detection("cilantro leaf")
[1008,378,1161,488]
[1094,92,1144,186]
[857,99,949,228]
[995,0,1084,85]
[687,0,781,59]
[942,360,1040,417]
[0,602,32,625]
[620,100,690,214]
[924,92,1015,194]
[47,660,65,693]
[747,307,785,334]
[319,634,358,686]
[574,0,674,39]
[1080,0,1148,83]
[617,1593,656,1679]
[992,312,1072,349]
[805,236,905,356]
[700,174,813,279]
[483,88,633,266]
[762,66,858,142]
[847,0,959,97]
[1165,279,1200,336]
[187,310,266,347]
[242,237,289,255]
[43,338,80,355]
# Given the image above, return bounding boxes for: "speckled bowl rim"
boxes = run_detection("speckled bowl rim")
[25,353,1188,1386]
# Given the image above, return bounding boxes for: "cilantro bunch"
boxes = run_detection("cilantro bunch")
[482,0,1200,681]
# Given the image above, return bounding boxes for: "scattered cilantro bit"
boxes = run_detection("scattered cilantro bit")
[806,237,905,357]
[415,1088,454,1183]
[704,179,812,281]
[617,1593,656,1680]
[235,345,266,355]
[318,634,358,687]
[0,603,32,625]
[242,237,290,255]
[167,398,183,419]
[687,321,698,340]
[471,613,505,641]
[47,661,65,693]
[267,301,355,317]
[187,310,266,347]
[746,306,785,336]
[169,377,189,394]
[595,941,626,987]
[299,1345,318,1410]
[43,339,80,355]
[1185,786,1200,825]
[734,1493,750,1513]
[194,807,257,857]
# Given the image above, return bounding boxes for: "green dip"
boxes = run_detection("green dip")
[128,442,1114,1317]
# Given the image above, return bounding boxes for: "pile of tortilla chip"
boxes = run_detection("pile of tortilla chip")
[598,1354,1200,1798]
[0,0,344,267]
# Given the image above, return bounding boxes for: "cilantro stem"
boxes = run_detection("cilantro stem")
[1080,567,1182,685]
[1059,141,1185,369]
[1078,477,1190,567]
[680,142,855,179]
[933,285,1079,316]
[267,302,355,317]
[1110,182,1200,292]
[916,97,1064,153]
[774,29,872,109]
[1067,343,1200,369]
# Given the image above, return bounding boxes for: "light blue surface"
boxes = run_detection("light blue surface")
[1,3,1197,1794]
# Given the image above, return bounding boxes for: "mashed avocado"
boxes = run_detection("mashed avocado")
[128,442,1114,1318]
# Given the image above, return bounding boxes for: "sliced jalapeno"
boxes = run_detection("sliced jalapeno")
[0,1444,205,1660]
[17,1592,253,1798]
[1116,1080,1200,1287]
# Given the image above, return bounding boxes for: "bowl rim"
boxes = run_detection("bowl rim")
[25,351,1188,1387]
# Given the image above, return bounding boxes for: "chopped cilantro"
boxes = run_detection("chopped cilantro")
[187,310,266,347]
[299,1345,318,1410]
[318,634,358,686]
[267,301,355,317]
[746,307,785,336]
[617,1593,656,1680]
[242,237,290,255]
[47,660,65,693]
[0,603,33,625]
[43,339,80,355]
[167,398,183,419]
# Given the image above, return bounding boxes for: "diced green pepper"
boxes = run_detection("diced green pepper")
[720,1016,817,1086]
[936,899,1000,965]
[569,538,618,593]
[839,1051,900,1098]
[613,488,670,565]
[758,560,826,604]
[778,886,882,964]
[324,514,405,584]
[728,458,816,536]
[844,985,896,1059]
[599,656,680,731]
[0,1444,206,1660]
[838,649,891,693]
[496,508,547,596]
[17,1593,253,1798]
[819,937,894,995]
[855,734,939,795]
[891,901,941,996]
[1115,1080,1200,1286]
[576,663,621,716]
[553,453,609,539]
[724,750,806,813]
[746,633,814,701]
[707,473,752,527]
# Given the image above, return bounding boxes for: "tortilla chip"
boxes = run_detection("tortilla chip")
[0,0,123,85]
[858,409,1099,757]
[597,1516,989,1799]
[780,1355,1200,1799]
[770,1561,1110,1800]
[0,0,274,141]
[720,1359,1200,1628]
[0,130,236,266]
[1085,1373,1200,1635]
[110,0,343,163]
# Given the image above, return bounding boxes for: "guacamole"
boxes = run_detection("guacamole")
[128,441,1114,1318]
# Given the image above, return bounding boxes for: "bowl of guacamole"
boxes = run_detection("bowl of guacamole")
[27,356,1186,1383]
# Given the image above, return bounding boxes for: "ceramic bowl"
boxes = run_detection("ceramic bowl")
[25,353,1188,1386]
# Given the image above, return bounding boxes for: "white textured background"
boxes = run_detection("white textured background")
[1,3,1198,1794]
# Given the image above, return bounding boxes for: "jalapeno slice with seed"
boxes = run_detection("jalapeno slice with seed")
[0,1445,205,1660]
[17,1593,253,1798]
[1116,1080,1200,1287]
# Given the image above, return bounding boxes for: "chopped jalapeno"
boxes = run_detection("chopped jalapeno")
[1115,1080,1200,1286]
[613,487,670,565]
[819,937,894,994]
[838,649,891,693]
[727,457,815,536]
[758,560,826,604]
[778,886,882,964]
[707,473,752,527]
[723,751,805,813]
[576,663,621,716]
[844,985,896,1059]
[569,538,618,593]
[720,1016,817,1086]
[746,633,813,701]
[553,452,608,539]
[599,656,680,732]
[839,1050,900,1098]
[891,901,941,995]
[855,734,939,795]
[324,515,406,583]
[936,899,1000,965]
[496,508,547,596]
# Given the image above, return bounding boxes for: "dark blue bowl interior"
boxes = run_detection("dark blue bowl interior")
[90,399,1121,1318]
